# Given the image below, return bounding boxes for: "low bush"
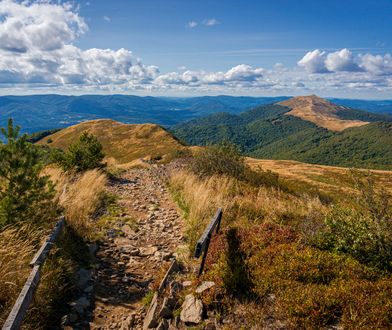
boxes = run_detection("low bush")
[316,206,392,271]
[315,171,392,271]
[190,141,280,189]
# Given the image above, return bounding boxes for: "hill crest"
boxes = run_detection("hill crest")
[37,119,185,166]
[278,95,369,131]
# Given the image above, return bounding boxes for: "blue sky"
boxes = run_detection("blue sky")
[0,0,392,98]
[78,0,392,70]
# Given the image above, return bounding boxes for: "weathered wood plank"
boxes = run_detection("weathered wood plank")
[158,259,179,293]
[143,292,159,329]
[30,216,65,267]
[2,265,41,330]
[194,208,222,258]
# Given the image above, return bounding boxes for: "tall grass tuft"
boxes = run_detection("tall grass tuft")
[0,225,42,325]
[46,167,108,239]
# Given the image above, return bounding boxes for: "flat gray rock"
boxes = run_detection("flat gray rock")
[180,294,203,324]
[195,281,215,294]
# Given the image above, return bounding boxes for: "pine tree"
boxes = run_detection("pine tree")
[0,119,56,226]
[59,132,105,172]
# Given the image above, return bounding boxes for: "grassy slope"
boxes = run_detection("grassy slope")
[246,158,392,200]
[38,119,186,165]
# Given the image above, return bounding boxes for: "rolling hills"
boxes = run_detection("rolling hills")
[173,96,392,170]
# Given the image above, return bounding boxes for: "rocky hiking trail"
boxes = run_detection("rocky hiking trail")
[89,164,186,329]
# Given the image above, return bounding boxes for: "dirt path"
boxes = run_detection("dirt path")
[89,164,185,329]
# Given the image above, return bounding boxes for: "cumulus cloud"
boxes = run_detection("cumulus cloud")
[155,65,264,88]
[359,53,392,76]
[298,48,392,76]
[0,0,158,86]
[297,49,328,73]
[0,0,87,52]
[325,49,360,72]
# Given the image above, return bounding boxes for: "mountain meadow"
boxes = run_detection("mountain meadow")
[0,99,391,329]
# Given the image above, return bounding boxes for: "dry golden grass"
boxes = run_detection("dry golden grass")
[45,166,108,238]
[279,95,368,131]
[246,157,392,198]
[37,119,186,166]
[0,225,42,325]
[170,169,326,249]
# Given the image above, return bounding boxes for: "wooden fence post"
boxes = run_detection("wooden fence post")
[194,208,222,276]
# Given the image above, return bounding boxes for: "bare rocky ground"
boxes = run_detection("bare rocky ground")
[87,164,186,329]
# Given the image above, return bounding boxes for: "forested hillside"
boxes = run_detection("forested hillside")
[173,100,392,169]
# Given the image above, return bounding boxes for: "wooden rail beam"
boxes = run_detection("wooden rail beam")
[2,266,41,330]
[30,216,65,267]
[2,216,65,330]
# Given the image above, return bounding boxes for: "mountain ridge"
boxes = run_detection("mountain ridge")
[173,96,392,170]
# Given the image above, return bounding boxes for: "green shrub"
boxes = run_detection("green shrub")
[315,171,392,271]
[57,132,105,172]
[190,141,279,188]
[0,119,57,227]
[190,141,245,179]
[316,206,392,271]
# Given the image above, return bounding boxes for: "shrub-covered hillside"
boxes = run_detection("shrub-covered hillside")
[169,144,392,329]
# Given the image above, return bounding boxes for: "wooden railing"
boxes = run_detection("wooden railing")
[194,208,222,275]
[2,217,65,330]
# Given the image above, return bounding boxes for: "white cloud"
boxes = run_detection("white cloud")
[103,15,111,22]
[297,49,328,73]
[202,18,220,26]
[325,49,360,72]
[0,1,158,86]
[154,65,264,88]
[359,53,392,76]
[186,21,198,28]
[0,0,87,53]
[186,18,220,29]
[298,48,392,76]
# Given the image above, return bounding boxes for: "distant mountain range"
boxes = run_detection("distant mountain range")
[0,94,287,133]
[1,94,392,134]
[172,96,392,170]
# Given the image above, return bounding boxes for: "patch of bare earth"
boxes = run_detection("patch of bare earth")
[279,95,369,131]
[89,164,185,329]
